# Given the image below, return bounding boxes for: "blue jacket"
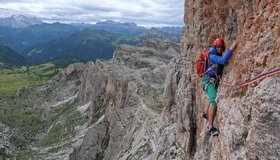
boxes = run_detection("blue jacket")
[205,47,233,77]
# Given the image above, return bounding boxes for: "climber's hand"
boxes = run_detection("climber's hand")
[230,40,238,51]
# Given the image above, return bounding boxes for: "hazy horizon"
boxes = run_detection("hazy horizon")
[0,14,183,29]
[0,0,184,28]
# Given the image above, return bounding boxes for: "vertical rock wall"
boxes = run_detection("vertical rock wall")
[164,0,280,159]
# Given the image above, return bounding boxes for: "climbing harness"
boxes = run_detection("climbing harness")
[203,77,216,91]
[217,68,280,88]
[200,64,218,77]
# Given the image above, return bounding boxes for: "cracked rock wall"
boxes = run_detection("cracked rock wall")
[163,0,280,159]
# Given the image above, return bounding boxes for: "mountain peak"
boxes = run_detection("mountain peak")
[101,20,119,24]
[0,15,43,28]
[96,20,137,27]
[92,20,146,35]
[11,15,25,19]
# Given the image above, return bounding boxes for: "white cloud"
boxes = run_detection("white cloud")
[0,0,184,27]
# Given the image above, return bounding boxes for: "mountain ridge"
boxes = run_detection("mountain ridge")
[22,28,181,65]
[0,17,182,59]
[0,45,26,66]
[0,22,78,52]
[22,29,129,64]
[0,15,43,28]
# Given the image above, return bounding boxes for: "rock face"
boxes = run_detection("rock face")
[69,1,280,159]
[161,0,280,160]
[69,39,180,159]
[0,123,16,156]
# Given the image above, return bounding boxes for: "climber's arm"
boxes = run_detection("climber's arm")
[210,49,233,64]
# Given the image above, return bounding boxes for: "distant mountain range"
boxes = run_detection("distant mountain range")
[155,26,182,36]
[0,15,43,28]
[0,15,182,66]
[90,20,147,35]
[142,28,181,43]
[22,30,121,64]
[0,22,78,52]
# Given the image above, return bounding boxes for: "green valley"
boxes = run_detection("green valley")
[0,62,61,97]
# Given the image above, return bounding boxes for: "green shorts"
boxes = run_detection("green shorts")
[202,76,217,107]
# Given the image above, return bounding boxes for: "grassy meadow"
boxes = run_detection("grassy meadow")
[0,63,61,97]
[0,62,88,159]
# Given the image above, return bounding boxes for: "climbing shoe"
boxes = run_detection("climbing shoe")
[209,127,219,136]
[202,113,208,120]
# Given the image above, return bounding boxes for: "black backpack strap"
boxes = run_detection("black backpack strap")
[216,64,224,76]
[204,58,209,74]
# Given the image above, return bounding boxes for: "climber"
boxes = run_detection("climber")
[202,38,238,136]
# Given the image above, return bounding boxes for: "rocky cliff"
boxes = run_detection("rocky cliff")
[69,39,180,159]
[163,0,280,159]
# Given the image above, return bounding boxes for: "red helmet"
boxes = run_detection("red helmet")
[213,38,225,47]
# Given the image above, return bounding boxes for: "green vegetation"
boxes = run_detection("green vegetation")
[151,102,164,113]
[90,94,111,124]
[66,69,80,81]
[143,50,156,57]
[0,96,45,143]
[39,123,64,147]
[95,152,104,160]
[0,62,74,158]
[0,154,11,160]
[134,60,151,69]
[95,125,110,160]
[0,45,26,66]
[115,35,142,46]
[0,63,62,97]
[101,128,110,151]
[170,150,178,159]
[15,149,38,160]
[150,89,164,113]
[0,95,46,159]
[0,60,87,159]
[138,143,152,154]
[47,55,84,68]
[39,100,87,147]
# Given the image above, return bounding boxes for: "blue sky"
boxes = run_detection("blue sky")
[0,0,184,27]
